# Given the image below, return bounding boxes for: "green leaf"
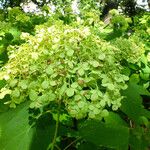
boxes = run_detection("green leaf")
[140,72,149,81]
[0,80,6,89]
[142,66,150,74]
[129,74,140,83]
[0,102,34,150]
[66,88,75,97]
[104,112,128,127]
[129,127,150,150]
[79,120,129,150]
[78,141,99,150]
[121,82,150,123]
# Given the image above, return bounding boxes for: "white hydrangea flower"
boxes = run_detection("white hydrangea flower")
[21,32,30,39]
[31,52,39,60]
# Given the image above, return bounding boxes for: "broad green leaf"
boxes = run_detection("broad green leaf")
[78,141,99,150]
[0,102,34,150]
[140,72,149,81]
[121,82,150,123]
[129,74,140,83]
[0,102,58,150]
[9,27,21,40]
[104,112,128,127]
[129,127,150,150]
[101,109,109,117]
[79,120,129,150]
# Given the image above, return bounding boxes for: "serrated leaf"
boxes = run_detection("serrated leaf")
[79,120,129,150]
[0,102,34,150]
[121,82,150,123]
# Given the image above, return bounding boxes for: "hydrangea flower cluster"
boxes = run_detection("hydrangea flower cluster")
[0,17,144,120]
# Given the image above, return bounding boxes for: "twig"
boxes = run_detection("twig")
[47,100,61,150]
[64,137,81,150]
[55,144,61,150]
